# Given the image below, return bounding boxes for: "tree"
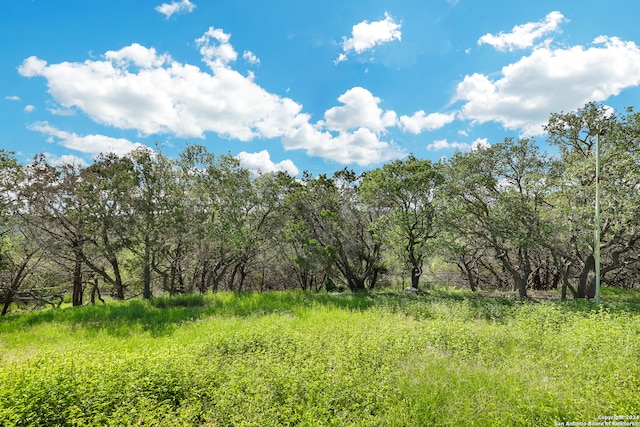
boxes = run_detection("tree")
[545,102,640,296]
[440,138,553,298]
[178,145,257,293]
[360,155,442,289]
[0,150,21,272]
[20,156,89,306]
[280,172,337,291]
[78,153,137,299]
[126,147,183,299]
[291,170,385,292]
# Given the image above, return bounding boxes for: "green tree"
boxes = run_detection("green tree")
[441,138,553,298]
[20,156,89,306]
[545,102,640,296]
[127,147,183,299]
[280,172,336,291]
[291,170,385,292]
[360,155,442,289]
[79,153,137,299]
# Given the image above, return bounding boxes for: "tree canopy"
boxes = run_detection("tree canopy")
[2,102,640,313]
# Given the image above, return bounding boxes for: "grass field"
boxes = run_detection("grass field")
[1,287,640,426]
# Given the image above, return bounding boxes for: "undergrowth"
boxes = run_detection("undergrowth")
[1,287,639,426]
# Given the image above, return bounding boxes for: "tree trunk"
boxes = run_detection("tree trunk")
[90,277,105,305]
[498,252,528,298]
[112,259,125,300]
[2,253,36,315]
[457,261,478,292]
[577,255,595,299]
[72,244,83,307]
[1,289,14,316]
[348,276,366,292]
[142,235,152,299]
[410,266,421,289]
[516,276,527,298]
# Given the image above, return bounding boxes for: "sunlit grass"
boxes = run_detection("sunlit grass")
[1,288,639,426]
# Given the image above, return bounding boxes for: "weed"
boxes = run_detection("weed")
[1,288,639,426]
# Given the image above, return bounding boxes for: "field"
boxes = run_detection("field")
[1,288,640,426]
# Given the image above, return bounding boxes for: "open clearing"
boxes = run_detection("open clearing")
[1,288,640,426]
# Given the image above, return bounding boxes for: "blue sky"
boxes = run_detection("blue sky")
[3,0,640,175]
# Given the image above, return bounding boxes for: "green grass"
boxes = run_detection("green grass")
[1,288,639,426]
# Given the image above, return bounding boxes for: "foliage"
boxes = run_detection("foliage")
[2,102,640,314]
[360,155,442,289]
[1,289,639,426]
[439,138,554,297]
[545,103,640,297]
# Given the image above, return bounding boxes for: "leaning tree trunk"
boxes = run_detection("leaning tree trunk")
[457,261,478,292]
[498,254,528,298]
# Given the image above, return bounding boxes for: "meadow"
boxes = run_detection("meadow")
[1,288,640,426]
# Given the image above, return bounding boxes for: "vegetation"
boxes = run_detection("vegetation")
[1,288,639,426]
[2,102,640,313]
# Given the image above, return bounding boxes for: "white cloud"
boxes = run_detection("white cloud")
[104,43,172,68]
[18,28,444,167]
[19,34,303,141]
[455,36,640,136]
[471,138,490,150]
[278,87,406,166]
[478,11,566,52]
[197,27,238,69]
[45,153,88,167]
[243,50,260,65]
[155,0,195,18]
[427,137,490,151]
[283,120,403,166]
[399,111,455,134]
[427,139,468,151]
[236,150,299,176]
[336,12,401,63]
[6,95,21,101]
[24,105,35,113]
[48,107,76,116]
[18,56,47,77]
[29,121,145,156]
[323,87,397,134]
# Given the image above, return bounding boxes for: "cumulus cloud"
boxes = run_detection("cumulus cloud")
[197,27,238,69]
[45,153,88,167]
[427,138,489,151]
[6,95,21,101]
[399,111,456,134]
[478,11,566,52]
[243,50,260,64]
[18,32,303,141]
[18,27,445,167]
[155,0,195,18]
[455,36,640,136]
[104,43,172,68]
[323,87,397,134]
[336,12,401,63]
[236,150,299,176]
[24,105,35,113]
[29,122,144,156]
[283,120,403,166]
[471,138,490,150]
[278,87,411,166]
[18,56,47,77]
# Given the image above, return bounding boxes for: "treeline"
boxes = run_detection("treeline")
[1,103,639,313]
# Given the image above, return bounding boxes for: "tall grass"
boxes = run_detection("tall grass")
[1,288,639,426]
